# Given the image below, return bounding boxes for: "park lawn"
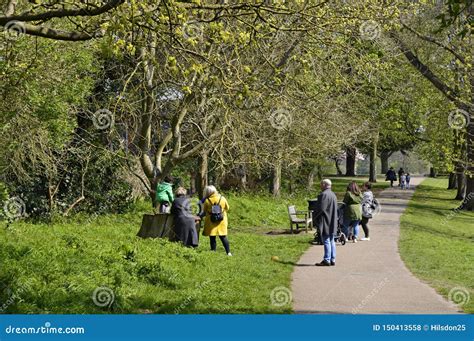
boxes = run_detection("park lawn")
[0,175,387,314]
[399,178,474,313]
[0,214,309,314]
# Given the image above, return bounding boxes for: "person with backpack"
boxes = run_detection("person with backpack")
[406,173,411,189]
[155,176,174,213]
[202,185,231,256]
[360,182,378,241]
[343,181,362,242]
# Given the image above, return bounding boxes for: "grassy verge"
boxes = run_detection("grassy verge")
[0,215,308,314]
[399,178,474,313]
[0,175,388,314]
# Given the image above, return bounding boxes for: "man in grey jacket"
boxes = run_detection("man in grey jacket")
[314,179,338,266]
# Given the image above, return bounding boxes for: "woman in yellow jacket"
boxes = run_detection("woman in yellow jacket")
[202,185,231,256]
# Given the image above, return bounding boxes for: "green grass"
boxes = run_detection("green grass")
[0,214,309,314]
[0,175,388,314]
[399,178,474,313]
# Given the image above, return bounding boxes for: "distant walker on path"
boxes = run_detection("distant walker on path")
[385,167,397,187]
[314,179,339,267]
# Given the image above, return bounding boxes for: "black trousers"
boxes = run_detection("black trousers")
[361,217,369,238]
[210,236,230,254]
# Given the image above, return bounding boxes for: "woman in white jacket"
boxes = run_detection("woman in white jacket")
[360,182,377,241]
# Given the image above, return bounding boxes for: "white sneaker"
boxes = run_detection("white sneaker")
[361,237,370,241]
[353,238,357,243]
[227,253,232,256]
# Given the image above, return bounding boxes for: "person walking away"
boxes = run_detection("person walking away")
[406,173,411,189]
[314,179,338,266]
[343,181,362,243]
[360,182,378,241]
[398,168,404,187]
[400,173,407,190]
[385,167,397,187]
[156,176,174,213]
[171,187,200,247]
[202,185,232,256]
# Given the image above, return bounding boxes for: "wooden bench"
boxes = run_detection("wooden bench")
[287,205,312,234]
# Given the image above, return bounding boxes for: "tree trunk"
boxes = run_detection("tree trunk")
[307,165,318,188]
[189,171,196,195]
[447,172,457,189]
[345,146,356,176]
[429,167,437,178]
[464,119,474,210]
[380,151,391,174]
[289,175,295,194]
[463,47,474,210]
[335,159,343,176]
[455,170,466,200]
[369,140,377,183]
[272,159,282,197]
[196,151,208,199]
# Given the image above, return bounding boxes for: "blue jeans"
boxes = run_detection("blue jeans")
[343,219,360,239]
[322,234,336,262]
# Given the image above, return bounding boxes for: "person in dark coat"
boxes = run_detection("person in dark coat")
[385,167,397,187]
[314,179,338,266]
[397,167,404,187]
[171,187,199,247]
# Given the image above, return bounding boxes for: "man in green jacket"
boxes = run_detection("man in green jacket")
[156,176,174,213]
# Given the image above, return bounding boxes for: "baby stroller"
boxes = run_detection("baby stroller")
[313,202,347,246]
[334,202,347,245]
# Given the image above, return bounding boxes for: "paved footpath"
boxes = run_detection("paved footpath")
[291,177,462,314]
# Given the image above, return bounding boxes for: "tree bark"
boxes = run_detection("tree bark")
[429,167,437,178]
[335,159,343,176]
[307,165,318,188]
[189,171,196,195]
[369,140,377,183]
[447,172,457,189]
[455,170,466,200]
[380,151,391,174]
[272,159,282,197]
[345,146,356,176]
[196,151,208,199]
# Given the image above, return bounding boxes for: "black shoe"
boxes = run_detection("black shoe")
[315,260,331,266]
[330,261,336,266]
